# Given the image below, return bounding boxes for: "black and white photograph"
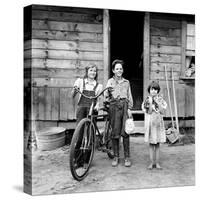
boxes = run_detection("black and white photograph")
[1,1,199,199]
[23,3,196,196]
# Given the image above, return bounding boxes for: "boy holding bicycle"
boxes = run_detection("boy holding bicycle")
[105,59,133,167]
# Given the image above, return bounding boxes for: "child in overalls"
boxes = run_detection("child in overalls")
[72,64,103,124]
[105,59,133,167]
[142,81,167,169]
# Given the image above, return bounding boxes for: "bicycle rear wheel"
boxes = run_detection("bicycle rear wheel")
[104,120,114,159]
[69,118,95,181]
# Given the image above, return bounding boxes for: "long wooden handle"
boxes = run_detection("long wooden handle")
[164,65,174,128]
[171,67,179,133]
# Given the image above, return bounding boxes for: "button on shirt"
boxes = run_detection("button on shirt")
[105,77,133,109]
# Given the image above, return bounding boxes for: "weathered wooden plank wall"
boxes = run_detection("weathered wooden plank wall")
[149,14,195,118]
[24,5,104,121]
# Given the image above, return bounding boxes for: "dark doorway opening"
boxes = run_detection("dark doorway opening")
[110,10,144,110]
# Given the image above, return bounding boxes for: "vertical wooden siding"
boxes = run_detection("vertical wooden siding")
[24,5,104,121]
[149,13,195,118]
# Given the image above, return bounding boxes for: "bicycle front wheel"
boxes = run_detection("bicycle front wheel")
[69,118,95,181]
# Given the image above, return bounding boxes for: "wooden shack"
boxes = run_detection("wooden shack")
[24,5,195,131]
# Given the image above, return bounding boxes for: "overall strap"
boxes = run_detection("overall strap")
[82,78,85,90]
[93,82,99,92]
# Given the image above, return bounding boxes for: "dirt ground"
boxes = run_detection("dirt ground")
[24,133,195,196]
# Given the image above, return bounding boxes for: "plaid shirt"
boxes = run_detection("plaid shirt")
[105,77,133,109]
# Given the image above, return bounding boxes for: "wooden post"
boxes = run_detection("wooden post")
[143,12,150,99]
[103,9,110,88]
[181,20,187,77]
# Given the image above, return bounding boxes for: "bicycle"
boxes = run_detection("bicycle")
[69,87,114,181]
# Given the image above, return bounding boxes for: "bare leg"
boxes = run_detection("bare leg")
[148,144,154,169]
[155,143,162,169]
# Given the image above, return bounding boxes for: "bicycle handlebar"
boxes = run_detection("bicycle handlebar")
[73,86,112,100]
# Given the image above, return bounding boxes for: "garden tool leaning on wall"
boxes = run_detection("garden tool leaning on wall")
[164,65,180,144]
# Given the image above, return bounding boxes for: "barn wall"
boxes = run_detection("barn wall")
[149,13,195,118]
[24,5,104,122]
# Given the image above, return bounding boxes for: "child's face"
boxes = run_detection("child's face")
[112,63,123,78]
[87,67,97,80]
[150,87,158,96]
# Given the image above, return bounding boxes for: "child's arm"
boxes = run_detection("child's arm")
[142,96,153,114]
[71,78,81,98]
[94,84,103,111]
[154,95,167,114]
[104,79,112,102]
[127,81,133,109]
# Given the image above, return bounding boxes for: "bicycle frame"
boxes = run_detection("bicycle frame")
[69,86,114,181]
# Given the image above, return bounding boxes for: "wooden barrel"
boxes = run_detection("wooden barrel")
[36,127,66,151]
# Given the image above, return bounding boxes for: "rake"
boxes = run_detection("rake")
[164,65,179,144]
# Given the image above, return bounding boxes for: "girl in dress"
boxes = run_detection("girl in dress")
[142,81,167,169]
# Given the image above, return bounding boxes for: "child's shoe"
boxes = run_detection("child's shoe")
[124,158,131,167]
[112,157,119,167]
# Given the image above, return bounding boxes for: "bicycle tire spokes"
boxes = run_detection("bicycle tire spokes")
[69,119,95,181]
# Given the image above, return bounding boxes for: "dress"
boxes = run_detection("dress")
[142,94,167,144]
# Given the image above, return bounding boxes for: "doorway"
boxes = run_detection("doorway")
[110,10,144,110]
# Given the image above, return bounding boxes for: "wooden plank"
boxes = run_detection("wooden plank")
[151,36,181,46]
[143,12,150,100]
[32,87,39,120]
[32,20,103,33]
[186,50,195,56]
[32,10,103,24]
[103,9,110,88]
[151,62,181,72]
[24,59,103,69]
[150,13,185,21]
[59,88,75,120]
[159,82,186,118]
[176,87,185,117]
[25,68,103,79]
[151,18,181,29]
[51,88,59,120]
[186,36,195,50]
[59,88,68,120]
[151,45,181,55]
[187,24,195,36]
[32,88,60,121]
[32,30,103,42]
[25,39,103,52]
[185,85,195,117]
[151,54,181,63]
[24,49,103,60]
[150,71,180,80]
[32,77,104,87]
[38,87,45,120]
[150,26,181,37]
[44,87,51,120]
[32,5,102,15]
[185,120,195,128]
[181,21,187,77]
